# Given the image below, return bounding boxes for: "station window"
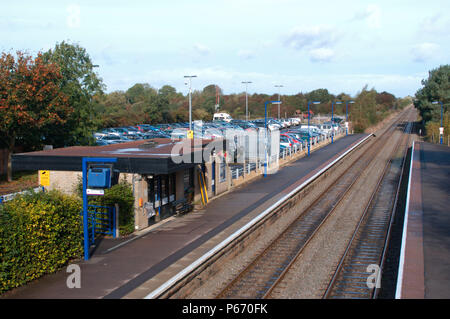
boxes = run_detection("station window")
[161,175,168,205]
[169,173,176,202]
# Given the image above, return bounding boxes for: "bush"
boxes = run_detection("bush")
[88,181,135,236]
[0,190,82,294]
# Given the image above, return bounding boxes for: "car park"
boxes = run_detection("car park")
[93,115,341,155]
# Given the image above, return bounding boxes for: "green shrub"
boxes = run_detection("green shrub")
[0,190,82,294]
[88,181,135,236]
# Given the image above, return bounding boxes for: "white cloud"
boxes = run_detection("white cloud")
[412,42,440,62]
[309,48,335,63]
[193,43,211,56]
[66,4,81,28]
[237,49,255,60]
[284,25,338,51]
[354,4,381,29]
[419,14,450,36]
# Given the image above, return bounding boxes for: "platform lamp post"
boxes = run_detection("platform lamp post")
[432,101,444,145]
[345,100,355,136]
[275,85,283,119]
[307,101,321,156]
[264,100,282,177]
[184,75,197,132]
[242,81,252,121]
[331,101,342,144]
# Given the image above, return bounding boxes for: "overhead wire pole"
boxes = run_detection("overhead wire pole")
[331,101,342,144]
[307,101,321,156]
[432,101,444,145]
[274,85,283,119]
[184,75,197,132]
[242,81,252,121]
[345,100,355,136]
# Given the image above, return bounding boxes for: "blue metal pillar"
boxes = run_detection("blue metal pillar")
[331,101,334,144]
[345,101,349,136]
[307,102,311,156]
[264,101,269,177]
[82,157,117,261]
[440,101,444,145]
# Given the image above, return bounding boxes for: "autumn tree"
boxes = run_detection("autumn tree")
[42,41,104,146]
[0,51,71,181]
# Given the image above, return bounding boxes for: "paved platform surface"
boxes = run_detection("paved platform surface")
[397,141,450,299]
[1,134,368,299]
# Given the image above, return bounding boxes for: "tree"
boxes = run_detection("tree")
[42,41,105,146]
[126,83,156,104]
[305,88,335,104]
[415,65,450,123]
[0,51,71,181]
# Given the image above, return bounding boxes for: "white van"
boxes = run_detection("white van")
[213,112,233,123]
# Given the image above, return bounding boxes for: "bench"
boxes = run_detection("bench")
[172,198,193,215]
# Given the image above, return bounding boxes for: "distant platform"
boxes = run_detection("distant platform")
[397,141,450,298]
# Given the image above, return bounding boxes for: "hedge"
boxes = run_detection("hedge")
[0,190,82,294]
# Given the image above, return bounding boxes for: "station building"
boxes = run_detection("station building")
[12,137,258,231]
[12,130,336,233]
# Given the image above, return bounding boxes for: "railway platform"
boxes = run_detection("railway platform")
[396,141,450,299]
[2,133,369,299]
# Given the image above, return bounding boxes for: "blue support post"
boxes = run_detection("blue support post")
[440,101,444,145]
[331,101,334,144]
[307,102,311,156]
[264,101,268,177]
[82,157,117,261]
[82,159,89,261]
[346,101,349,136]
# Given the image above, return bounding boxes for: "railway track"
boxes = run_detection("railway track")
[323,117,414,299]
[215,108,415,299]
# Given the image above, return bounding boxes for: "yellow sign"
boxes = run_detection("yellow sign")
[39,170,50,187]
[187,130,194,139]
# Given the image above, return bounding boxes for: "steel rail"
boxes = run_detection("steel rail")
[144,108,411,299]
[373,119,413,298]
[217,109,411,299]
[144,132,372,299]
[323,110,415,299]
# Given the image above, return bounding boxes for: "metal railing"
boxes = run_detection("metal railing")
[83,204,116,245]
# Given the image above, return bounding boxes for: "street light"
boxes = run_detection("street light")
[274,85,284,119]
[331,101,342,144]
[264,100,282,177]
[242,81,252,121]
[345,100,355,136]
[307,101,321,156]
[432,101,444,144]
[184,75,197,132]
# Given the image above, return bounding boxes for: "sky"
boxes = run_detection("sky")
[1,0,449,98]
